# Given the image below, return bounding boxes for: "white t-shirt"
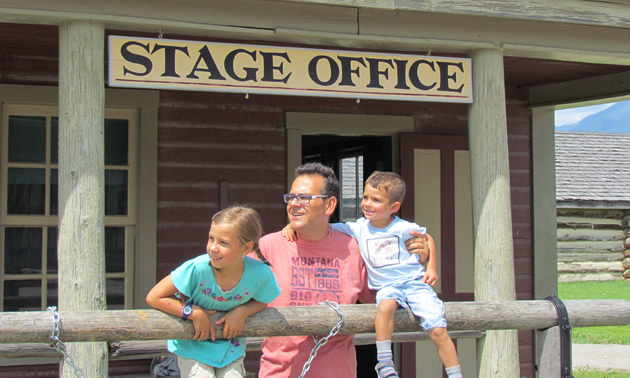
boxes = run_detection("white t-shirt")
[332,216,426,290]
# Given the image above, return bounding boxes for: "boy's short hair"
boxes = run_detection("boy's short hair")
[365,171,406,204]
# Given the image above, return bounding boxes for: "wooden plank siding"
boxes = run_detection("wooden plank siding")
[506,88,535,378]
[156,90,288,277]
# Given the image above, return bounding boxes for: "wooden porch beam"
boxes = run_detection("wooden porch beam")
[281,0,630,28]
[529,70,630,107]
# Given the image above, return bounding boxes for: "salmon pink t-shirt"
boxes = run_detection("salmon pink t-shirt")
[257,230,373,378]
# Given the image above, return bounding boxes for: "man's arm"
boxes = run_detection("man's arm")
[405,230,430,264]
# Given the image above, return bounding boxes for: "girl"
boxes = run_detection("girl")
[147,206,281,377]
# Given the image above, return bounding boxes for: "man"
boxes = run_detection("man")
[257,163,429,378]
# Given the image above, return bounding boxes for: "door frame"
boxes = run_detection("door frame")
[285,112,414,189]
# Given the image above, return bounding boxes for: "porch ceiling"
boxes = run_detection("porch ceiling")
[0,21,628,93]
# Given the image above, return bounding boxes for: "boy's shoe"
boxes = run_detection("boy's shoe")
[375,360,398,378]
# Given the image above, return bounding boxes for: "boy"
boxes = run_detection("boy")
[284,171,462,378]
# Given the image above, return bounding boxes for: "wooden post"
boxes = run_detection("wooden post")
[536,326,562,377]
[468,48,520,377]
[58,20,107,378]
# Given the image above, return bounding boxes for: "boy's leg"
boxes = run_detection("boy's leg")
[375,299,399,378]
[376,299,398,342]
[427,327,462,377]
[404,280,462,377]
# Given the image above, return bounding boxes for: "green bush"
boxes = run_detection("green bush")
[558,280,630,345]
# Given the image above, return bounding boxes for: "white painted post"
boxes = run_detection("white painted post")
[58,20,107,377]
[468,48,520,377]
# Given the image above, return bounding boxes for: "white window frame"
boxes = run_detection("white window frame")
[0,84,158,366]
[0,104,139,310]
[0,84,158,304]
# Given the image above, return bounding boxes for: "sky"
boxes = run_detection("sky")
[554,103,615,126]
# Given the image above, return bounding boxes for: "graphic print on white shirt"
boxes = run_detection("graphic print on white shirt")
[366,236,401,268]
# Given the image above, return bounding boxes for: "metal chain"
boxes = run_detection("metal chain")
[299,300,345,378]
[46,306,85,378]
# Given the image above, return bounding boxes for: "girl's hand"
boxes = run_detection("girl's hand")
[281,224,298,242]
[215,306,248,339]
[190,307,217,340]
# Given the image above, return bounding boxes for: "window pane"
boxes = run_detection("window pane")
[340,156,364,221]
[105,119,128,165]
[106,227,125,273]
[51,117,58,164]
[4,228,42,275]
[3,280,41,311]
[105,170,128,215]
[50,169,58,215]
[47,280,58,309]
[7,168,46,214]
[106,278,125,309]
[8,116,46,163]
[47,227,58,274]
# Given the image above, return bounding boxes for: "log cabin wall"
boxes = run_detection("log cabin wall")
[555,132,630,282]
[557,208,628,281]
[0,23,536,376]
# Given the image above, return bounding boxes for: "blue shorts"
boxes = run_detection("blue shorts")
[375,279,447,331]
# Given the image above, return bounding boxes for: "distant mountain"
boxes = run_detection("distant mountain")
[558,101,630,133]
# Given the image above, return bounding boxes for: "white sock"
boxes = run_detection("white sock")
[445,364,462,377]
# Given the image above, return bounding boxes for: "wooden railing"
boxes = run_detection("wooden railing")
[1,299,628,361]
[1,300,629,344]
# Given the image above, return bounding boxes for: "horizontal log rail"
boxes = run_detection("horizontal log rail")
[0,331,487,359]
[1,300,628,344]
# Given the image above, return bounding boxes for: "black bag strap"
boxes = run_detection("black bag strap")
[545,295,574,378]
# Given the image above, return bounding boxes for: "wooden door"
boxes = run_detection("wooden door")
[399,133,477,377]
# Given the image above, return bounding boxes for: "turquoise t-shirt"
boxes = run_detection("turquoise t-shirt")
[168,254,280,367]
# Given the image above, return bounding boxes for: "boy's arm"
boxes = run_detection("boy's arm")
[281,222,339,241]
[215,299,267,339]
[281,224,298,241]
[421,233,439,287]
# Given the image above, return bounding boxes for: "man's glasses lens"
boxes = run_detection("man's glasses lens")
[283,194,327,204]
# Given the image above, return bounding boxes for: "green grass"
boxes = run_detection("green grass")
[558,280,630,345]
[573,368,630,378]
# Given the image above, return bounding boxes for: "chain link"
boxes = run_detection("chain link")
[46,306,85,378]
[299,300,345,378]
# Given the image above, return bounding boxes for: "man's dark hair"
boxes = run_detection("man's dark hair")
[295,162,339,199]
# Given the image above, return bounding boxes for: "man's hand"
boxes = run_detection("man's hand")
[405,230,429,264]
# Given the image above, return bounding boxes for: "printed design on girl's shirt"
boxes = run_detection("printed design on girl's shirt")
[231,339,241,349]
[197,280,249,302]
